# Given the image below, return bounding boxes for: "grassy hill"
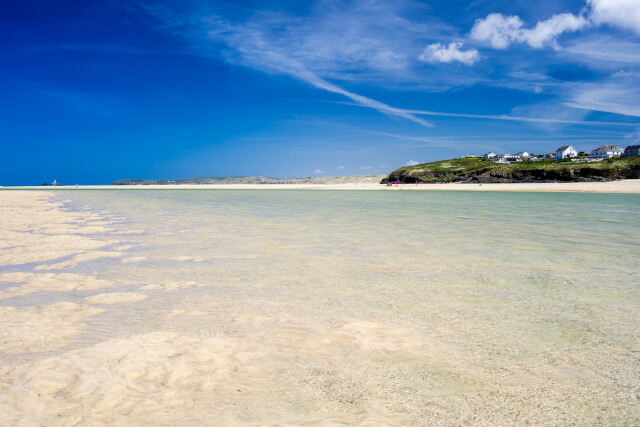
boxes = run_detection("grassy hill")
[382,157,640,184]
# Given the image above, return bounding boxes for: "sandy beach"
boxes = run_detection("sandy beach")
[1,189,639,425]
[4,178,640,192]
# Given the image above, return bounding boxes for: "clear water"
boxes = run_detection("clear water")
[4,189,640,424]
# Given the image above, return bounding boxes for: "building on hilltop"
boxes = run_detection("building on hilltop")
[589,145,623,160]
[622,145,640,157]
[492,153,523,163]
[503,154,523,162]
[484,152,497,159]
[515,151,531,159]
[556,145,578,159]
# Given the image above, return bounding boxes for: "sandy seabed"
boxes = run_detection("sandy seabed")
[0,190,639,426]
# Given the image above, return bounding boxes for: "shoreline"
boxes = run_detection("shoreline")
[2,179,640,193]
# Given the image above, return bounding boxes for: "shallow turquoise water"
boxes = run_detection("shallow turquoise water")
[58,190,640,355]
[4,189,640,424]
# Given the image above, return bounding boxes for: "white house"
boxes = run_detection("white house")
[516,151,530,159]
[484,152,497,159]
[589,145,623,160]
[556,145,578,159]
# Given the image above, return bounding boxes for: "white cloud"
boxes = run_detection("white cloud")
[470,12,589,49]
[337,166,344,169]
[470,13,524,49]
[404,160,420,166]
[418,42,479,65]
[314,169,325,174]
[524,13,589,48]
[588,0,640,34]
[360,166,373,170]
[471,1,640,51]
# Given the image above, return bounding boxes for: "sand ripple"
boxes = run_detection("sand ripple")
[85,292,148,304]
[0,302,104,353]
[0,272,114,298]
[140,281,203,291]
[304,321,451,359]
[0,332,264,425]
[34,251,123,270]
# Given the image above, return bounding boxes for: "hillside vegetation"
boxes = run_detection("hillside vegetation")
[382,157,640,184]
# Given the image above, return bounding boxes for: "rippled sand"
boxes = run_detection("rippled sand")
[0,190,638,426]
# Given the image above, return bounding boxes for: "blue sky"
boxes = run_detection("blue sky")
[1,0,639,184]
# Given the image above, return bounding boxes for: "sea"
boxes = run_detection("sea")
[2,189,639,425]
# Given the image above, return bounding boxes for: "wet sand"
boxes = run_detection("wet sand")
[1,190,639,425]
[4,178,640,192]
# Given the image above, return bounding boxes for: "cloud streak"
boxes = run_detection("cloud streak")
[293,70,432,127]
[342,102,638,125]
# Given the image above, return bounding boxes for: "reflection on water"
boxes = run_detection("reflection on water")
[1,189,639,425]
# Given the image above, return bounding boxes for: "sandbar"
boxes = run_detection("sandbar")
[3,179,640,192]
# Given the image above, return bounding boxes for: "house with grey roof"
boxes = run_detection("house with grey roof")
[556,145,578,159]
[589,145,623,160]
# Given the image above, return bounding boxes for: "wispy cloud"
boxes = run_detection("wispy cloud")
[407,107,639,125]
[143,1,640,129]
[314,169,325,174]
[206,9,438,126]
[566,84,640,117]
[292,71,433,127]
[565,37,640,66]
[418,43,479,65]
[143,4,437,127]
[404,160,420,166]
[200,1,444,82]
[343,102,638,125]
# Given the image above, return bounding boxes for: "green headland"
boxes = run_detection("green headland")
[382,156,640,184]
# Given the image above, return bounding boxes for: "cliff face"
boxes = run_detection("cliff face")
[382,158,640,184]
